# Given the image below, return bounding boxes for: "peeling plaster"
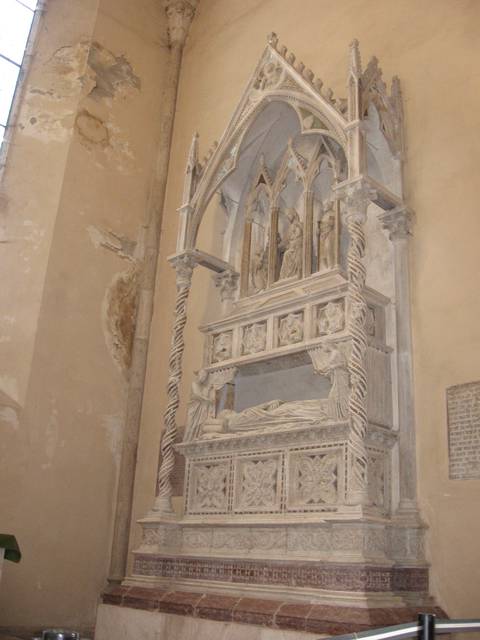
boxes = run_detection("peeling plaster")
[102,265,140,374]
[75,109,109,147]
[46,41,92,97]
[87,225,136,260]
[20,40,91,142]
[75,111,137,173]
[20,39,140,147]
[87,41,141,101]
[20,110,75,143]
[88,224,145,374]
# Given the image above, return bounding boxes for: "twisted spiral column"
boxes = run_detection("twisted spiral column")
[342,182,374,505]
[152,253,196,514]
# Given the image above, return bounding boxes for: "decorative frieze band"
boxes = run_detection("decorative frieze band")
[132,554,429,593]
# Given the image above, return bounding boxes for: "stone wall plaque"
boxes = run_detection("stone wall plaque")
[447,381,480,479]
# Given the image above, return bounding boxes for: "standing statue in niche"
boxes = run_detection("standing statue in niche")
[318,199,337,271]
[251,245,268,292]
[279,207,303,279]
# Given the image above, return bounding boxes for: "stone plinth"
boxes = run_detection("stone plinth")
[97,589,445,640]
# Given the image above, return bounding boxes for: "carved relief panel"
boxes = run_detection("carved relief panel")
[317,299,345,336]
[188,460,231,514]
[277,312,304,347]
[211,331,233,363]
[242,322,267,355]
[233,454,283,513]
[287,447,344,511]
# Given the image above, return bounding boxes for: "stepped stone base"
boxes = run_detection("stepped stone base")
[98,587,446,639]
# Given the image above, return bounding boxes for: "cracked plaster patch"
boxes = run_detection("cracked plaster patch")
[75,111,136,173]
[87,225,136,260]
[102,265,140,374]
[87,41,141,101]
[75,109,109,147]
[20,40,140,150]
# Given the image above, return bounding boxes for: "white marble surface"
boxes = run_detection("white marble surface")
[95,604,321,640]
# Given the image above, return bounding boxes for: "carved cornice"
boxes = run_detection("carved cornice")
[164,0,198,47]
[379,206,414,241]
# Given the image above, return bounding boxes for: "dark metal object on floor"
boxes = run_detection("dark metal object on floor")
[41,631,80,640]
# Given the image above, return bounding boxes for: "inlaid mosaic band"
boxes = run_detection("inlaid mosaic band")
[133,554,428,593]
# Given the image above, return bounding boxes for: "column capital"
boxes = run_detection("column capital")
[164,0,198,47]
[169,251,197,288]
[334,178,376,225]
[380,206,415,241]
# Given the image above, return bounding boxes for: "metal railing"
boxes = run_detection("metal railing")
[332,614,480,640]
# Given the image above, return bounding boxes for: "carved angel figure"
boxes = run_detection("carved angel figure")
[279,208,303,280]
[278,312,304,346]
[184,369,215,442]
[318,199,336,271]
[250,245,268,292]
[186,367,237,441]
[309,343,350,420]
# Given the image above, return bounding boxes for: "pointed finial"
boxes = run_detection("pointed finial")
[296,61,305,74]
[304,69,314,83]
[267,32,278,48]
[183,130,200,203]
[349,38,362,77]
[186,131,199,169]
[391,75,401,98]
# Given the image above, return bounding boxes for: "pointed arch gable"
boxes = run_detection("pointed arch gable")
[184,39,350,250]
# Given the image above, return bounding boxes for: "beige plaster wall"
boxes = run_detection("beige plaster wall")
[0,0,169,630]
[134,0,480,620]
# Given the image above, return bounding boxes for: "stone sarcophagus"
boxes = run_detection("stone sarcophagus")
[129,34,430,609]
